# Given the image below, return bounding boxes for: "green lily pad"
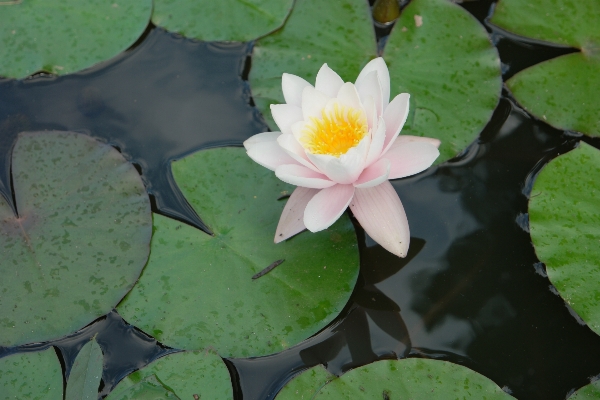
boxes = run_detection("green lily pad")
[106,350,232,400]
[0,348,63,399]
[568,380,600,399]
[152,0,294,42]
[529,142,600,336]
[306,359,514,399]
[0,131,152,347]
[117,147,359,358]
[0,0,152,79]
[383,0,502,162]
[249,0,377,129]
[275,365,336,400]
[491,0,600,136]
[65,338,104,400]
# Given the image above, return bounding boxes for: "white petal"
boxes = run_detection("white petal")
[243,131,281,151]
[385,141,440,179]
[363,96,377,131]
[382,93,410,155]
[354,158,390,188]
[277,133,320,172]
[315,63,345,98]
[350,181,409,258]
[394,134,441,148]
[307,136,369,184]
[355,57,390,109]
[336,82,363,110]
[271,104,304,136]
[282,73,312,107]
[246,139,298,171]
[365,116,386,167]
[274,186,319,243]
[302,86,330,120]
[304,184,355,232]
[291,120,307,143]
[355,70,383,118]
[275,164,336,189]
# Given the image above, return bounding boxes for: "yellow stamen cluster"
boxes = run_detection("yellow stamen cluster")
[301,103,368,157]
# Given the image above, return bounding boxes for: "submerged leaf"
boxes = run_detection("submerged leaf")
[0,348,63,399]
[65,338,104,400]
[117,147,359,358]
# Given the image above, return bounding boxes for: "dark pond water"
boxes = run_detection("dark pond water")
[1,1,600,399]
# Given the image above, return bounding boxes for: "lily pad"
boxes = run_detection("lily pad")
[250,0,377,129]
[383,0,502,162]
[106,350,233,400]
[275,365,336,400]
[65,338,104,400]
[308,359,514,399]
[117,147,359,358]
[0,348,63,399]
[491,0,600,136]
[568,380,600,399]
[0,131,152,347]
[529,142,600,335]
[152,0,294,42]
[0,0,152,79]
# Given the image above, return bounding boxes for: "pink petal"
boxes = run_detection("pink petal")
[282,73,312,107]
[302,86,330,120]
[382,93,410,154]
[315,63,345,98]
[271,104,303,136]
[277,132,320,172]
[304,184,355,232]
[246,140,298,171]
[394,135,441,148]
[355,57,390,109]
[274,186,319,243]
[243,131,281,151]
[354,158,390,188]
[275,164,336,189]
[336,82,363,110]
[355,70,383,118]
[385,141,440,179]
[364,116,386,167]
[350,181,409,258]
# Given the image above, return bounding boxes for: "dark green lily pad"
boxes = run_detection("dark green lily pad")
[308,359,514,399]
[275,365,336,400]
[0,0,152,79]
[568,380,600,399]
[0,348,63,399]
[152,0,294,42]
[529,142,600,336]
[106,350,232,400]
[491,0,600,136]
[65,338,104,400]
[117,147,359,358]
[249,0,377,129]
[0,131,152,347]
[383,0,502,162]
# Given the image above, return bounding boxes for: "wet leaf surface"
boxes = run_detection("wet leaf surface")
[106,350,232,400]
[0,0,152,79]
[0,348,62,399]
[529,142,600,336]
[0,131,152,347]
[65,338,104,400]
[153,0,293,41]
[275,365,336,399]
[117,147,359,358]
[568,380,600,399]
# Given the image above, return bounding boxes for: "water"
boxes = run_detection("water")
[1,1,599,399]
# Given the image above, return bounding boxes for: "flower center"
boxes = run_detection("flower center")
[301,103,368,157]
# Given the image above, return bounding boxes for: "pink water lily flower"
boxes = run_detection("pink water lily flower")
[244,57,440,258]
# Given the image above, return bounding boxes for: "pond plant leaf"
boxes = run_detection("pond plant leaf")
[152,0,294,42]
[568,380,600,399]
[65,337,104,400]
[106,350,232,400]
[117,147,359,358]
[383,0,502,162]
[249,0,378,130]
[0,131,152,347]
[491,0,600,136]
[529,142,600,336]
[307,359,515,399]
[275,365,336,400]
[0,0,152,79]
[0,348,63,399]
